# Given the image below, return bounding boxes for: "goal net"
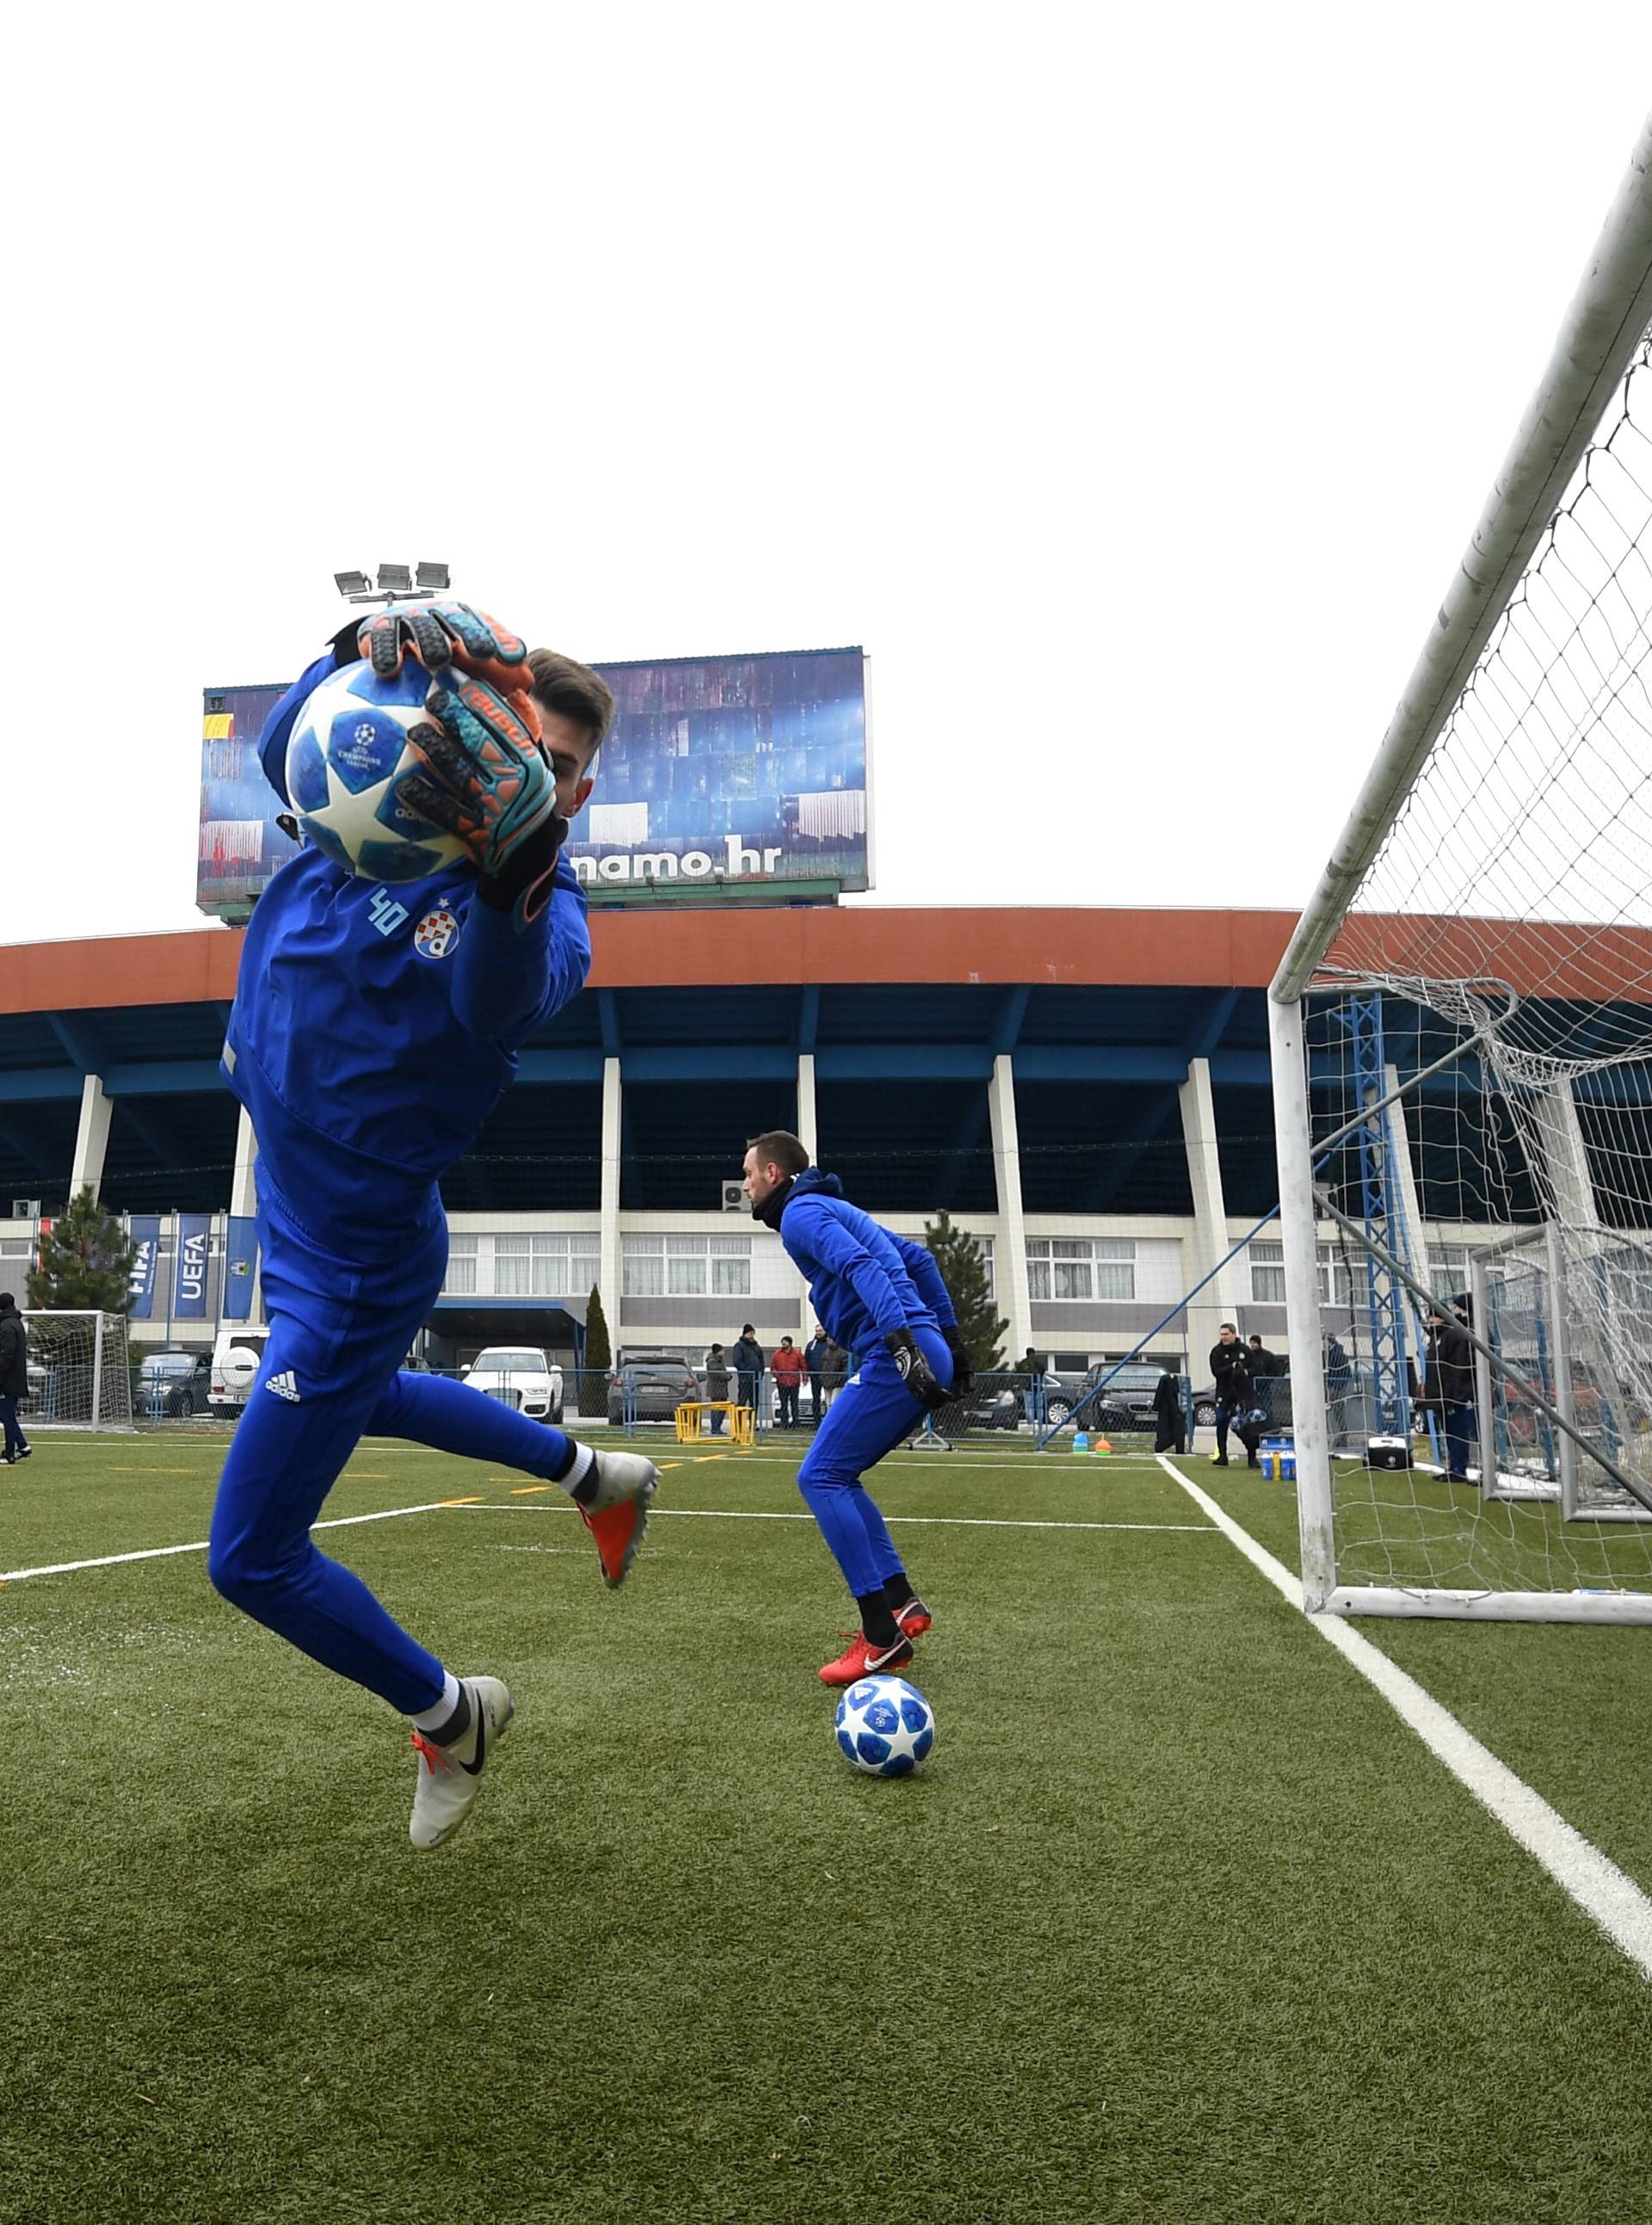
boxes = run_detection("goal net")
[20,1311,134,1433]
[1271,120,1652,1620]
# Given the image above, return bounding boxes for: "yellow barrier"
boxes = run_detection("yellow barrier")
[675,1401,753,1446]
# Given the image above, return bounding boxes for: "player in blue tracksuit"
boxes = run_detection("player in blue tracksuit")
[741,1129,971,1686]
[212,599,657,1851]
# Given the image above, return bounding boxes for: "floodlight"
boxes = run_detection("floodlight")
[377,563,414,594]
[334,570,372,599]
[416,561,450,591]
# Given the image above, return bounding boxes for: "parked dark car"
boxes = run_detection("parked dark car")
[139,1349,213,1419]
[609,1357,700,1425]
[1069,1363,1169,1433]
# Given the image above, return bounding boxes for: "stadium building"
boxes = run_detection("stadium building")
[0,905,1518,1376]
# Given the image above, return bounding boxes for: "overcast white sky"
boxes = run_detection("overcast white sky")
[5,3,1651,946]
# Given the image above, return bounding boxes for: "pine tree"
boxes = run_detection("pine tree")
[26,1186,137,1314]
[581,1282,613,1417]
[922,1210,1008,1373]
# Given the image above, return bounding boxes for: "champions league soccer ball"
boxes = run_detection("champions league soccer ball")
[834,1675,935,1778]
[285,660,472,884]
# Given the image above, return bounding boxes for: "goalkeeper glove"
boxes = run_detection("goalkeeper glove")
[398,671,556,892]
[941,1324,974,1399]
[885,1328,950,1411]
[473,808,570,931]
[355,600,529,696]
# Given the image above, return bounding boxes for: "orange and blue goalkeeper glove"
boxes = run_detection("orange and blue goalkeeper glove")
[355,600,528,697]
[398,672,564,926]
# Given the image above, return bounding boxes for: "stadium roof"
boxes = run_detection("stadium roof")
[0,909,1297,1220]
[3,907,1643,1223]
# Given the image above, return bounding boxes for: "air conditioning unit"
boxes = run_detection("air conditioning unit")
[12,1199,40,1220]
[721,1180,746,1211]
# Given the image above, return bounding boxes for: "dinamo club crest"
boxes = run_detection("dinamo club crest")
[413,905,461,960]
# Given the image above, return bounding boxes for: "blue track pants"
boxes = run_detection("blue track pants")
[208,1185,578,1715]
[794,1327,952,1598]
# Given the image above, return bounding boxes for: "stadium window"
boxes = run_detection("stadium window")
[444,1233,478,1297]
[1316,1242,1353,1307]
[710,1233,752,1297]
[1026,1237,1125,1302]
[667,1234,708,1297]
[1249,1240,1285,1305]
[1093,1239,1135,1302]
[1427,1244,1469,1300]
[495,1232,531,1297]
[622,1236,665,1299]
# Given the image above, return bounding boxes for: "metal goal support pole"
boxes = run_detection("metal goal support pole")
[91,1310,105,1435]
[1268,992,1336,1609]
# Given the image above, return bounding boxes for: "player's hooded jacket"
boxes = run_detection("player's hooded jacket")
[764,1170,956,1360]
[220,649,591,1256]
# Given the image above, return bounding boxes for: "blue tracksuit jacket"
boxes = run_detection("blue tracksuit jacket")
[221,649,591,1255]
[775,1170,957,1355]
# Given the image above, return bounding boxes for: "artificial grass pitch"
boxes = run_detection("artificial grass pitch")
[1,1435,1651,2223]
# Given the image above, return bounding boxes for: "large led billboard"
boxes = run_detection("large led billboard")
[199,644,870,918]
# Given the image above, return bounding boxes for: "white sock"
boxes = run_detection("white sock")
[409,1671,463,1732]
[559,1442,595,1493]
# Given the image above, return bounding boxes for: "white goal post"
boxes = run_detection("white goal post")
[19,1311,134,1433]
[1270,115,1652,1623]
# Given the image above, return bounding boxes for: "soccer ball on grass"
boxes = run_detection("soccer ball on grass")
[834,1675,935,1778]
[285,660,472,884]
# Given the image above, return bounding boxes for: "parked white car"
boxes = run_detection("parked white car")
[465,1346,564,1424]
[211,1326,271,1418]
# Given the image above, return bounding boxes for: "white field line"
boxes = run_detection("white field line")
[0,1501,465,1587]
[1154,1454,1652,1982]
[452,1503,1214,1535]
[0,1495,1219,1587]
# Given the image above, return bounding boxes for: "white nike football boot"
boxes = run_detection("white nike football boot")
[577,1449,658,1587]
[408,1676,515,1852]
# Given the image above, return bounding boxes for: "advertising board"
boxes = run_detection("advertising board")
[199,644,869,916]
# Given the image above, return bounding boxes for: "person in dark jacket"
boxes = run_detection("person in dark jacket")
[1208,1323,1254,1468]
[703,1343,731,1434]
[1152,1364,1187,1455]
[0,1293,30,1465]
[1322,1330,1353,1447]
[730,1327,766,1415]
[1248,1334,1283,1424]
[804,1325,832,1424]
[1428,1307,1476,1482]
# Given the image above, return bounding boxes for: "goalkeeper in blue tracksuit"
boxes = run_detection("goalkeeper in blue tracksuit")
[741,1129,968,1685]
[212,600,656,1851]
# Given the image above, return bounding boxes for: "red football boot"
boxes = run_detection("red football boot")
[894,1596,933,1638]
[576,1449,658,1588]
[819,1630,914,1686]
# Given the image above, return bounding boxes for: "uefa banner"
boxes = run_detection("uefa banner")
[198,645,870,915]
[223,1217,258,1321]
[173,1214,213,1321]
[127,1216,162,1321]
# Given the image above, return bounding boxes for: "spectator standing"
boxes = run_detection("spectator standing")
[804,1324,831,1424]
[772,1335,805,1428]
[703,1342,731,1435]
[1323,1330,1353,1447]
[1018,1347,1045,1426]
[1208,1323,1254,1469]
[1152,1363,1187,1456]
[822,1338,848,1411]
[1428,1307,1476,1483]
[1248,1333,1282,1424]
[0,1293,29,1466]
[731,1325,766,1419]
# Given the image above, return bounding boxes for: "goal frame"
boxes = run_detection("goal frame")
[20,1309,134,1433]
[1271,118,1652,1623]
